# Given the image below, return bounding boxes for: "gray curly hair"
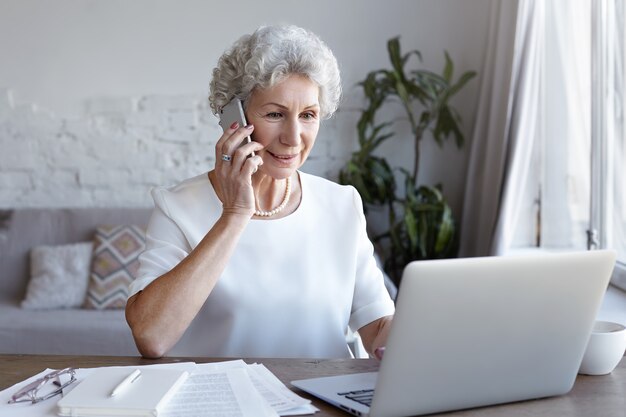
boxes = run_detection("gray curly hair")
[209,25,341,119]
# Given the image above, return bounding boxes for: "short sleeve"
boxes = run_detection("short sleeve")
[127,187,191,298]
[348,188,395,331]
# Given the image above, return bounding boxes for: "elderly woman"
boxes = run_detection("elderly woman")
[125,25,394,359]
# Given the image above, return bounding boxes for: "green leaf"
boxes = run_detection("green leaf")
[371,132,395,151]
[447,70,477,98]
[435,204,454,254]
[387,37,405,81]
[395,80,410,106]
[443,50,453,83]
[403,50,422,67]
[432,105,464,148]
[418,111,432,133]
[404,82,428,105]
[368,158,395,199]
[412,70,447,101]
[404,203,418,248]
[417,209,429,258]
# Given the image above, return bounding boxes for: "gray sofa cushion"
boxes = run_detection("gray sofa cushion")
[0,300,139,355]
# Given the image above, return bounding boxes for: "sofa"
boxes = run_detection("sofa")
[0,207,399,358]
[0,207,151,355]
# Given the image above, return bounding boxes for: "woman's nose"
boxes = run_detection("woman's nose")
[280,118,302,146]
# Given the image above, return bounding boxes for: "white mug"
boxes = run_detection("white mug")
[579,320,626,375]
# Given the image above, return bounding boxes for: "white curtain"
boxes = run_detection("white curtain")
[541,0,590,251]
[613,0,626,289]
[601,0,626,289]
[459,0,543,257]
[491,0,544,254]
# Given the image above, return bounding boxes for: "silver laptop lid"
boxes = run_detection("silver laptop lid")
[370,250,616,417]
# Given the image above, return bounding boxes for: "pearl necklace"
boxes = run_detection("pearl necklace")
[254,176,292,217]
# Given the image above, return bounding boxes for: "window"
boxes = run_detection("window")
[512,0,626,288]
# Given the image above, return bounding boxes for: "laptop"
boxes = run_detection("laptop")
[292,250,616,417]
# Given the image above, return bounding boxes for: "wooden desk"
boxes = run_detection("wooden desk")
[1,354,624,416]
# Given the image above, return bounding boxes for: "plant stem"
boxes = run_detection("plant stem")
[412,128,423,182]
[387,198,399,283]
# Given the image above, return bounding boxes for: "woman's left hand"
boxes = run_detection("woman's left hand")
[374,347,386,360]
[359,316,393,359]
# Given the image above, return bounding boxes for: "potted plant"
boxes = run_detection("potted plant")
[340,37,476,285]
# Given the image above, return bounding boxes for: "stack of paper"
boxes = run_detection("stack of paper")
[0,360,317,417]
[161,360,317,417]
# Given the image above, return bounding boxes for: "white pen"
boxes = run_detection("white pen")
[109,369,142,397]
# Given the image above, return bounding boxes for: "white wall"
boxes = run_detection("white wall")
[0,0,491,220]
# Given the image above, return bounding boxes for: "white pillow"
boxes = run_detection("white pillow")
[21,242,93,309]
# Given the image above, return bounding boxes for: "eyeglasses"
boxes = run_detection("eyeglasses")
[8,368,77,404]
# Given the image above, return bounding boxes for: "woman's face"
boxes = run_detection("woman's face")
[245,74,321,180]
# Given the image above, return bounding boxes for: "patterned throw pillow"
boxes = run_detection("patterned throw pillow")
[84,225,146,309]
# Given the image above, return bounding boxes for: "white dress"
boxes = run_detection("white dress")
[129,171,395,358]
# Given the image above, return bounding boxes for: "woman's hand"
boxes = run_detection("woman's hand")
[127,123,264,358]
[374,347,386,360]
[214,122,264,217]
[359,315,393,359]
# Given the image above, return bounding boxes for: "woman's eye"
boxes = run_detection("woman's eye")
[266,112,282,119]
[301,112,316,120]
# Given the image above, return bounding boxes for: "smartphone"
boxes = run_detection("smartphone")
[219,98,254,155]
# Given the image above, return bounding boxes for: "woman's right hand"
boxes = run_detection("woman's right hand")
[128,124,264,358]
[214,122,264,218]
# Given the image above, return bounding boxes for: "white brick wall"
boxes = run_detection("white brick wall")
[0,89,347,208]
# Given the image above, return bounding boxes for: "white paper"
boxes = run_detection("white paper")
[247,364,316,414]
[194,361,317,415]
[279,404,321,416]
[161,368,277,417]
[195,360,248,371]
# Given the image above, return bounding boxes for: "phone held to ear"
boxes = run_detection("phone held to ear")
[219,99,254,156]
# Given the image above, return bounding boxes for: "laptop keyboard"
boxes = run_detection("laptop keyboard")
[337,389,374,407]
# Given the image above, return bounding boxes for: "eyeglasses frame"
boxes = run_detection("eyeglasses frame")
[8,367,77,404]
